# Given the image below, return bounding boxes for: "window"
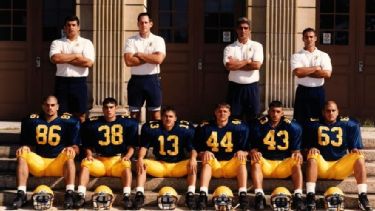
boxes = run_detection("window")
[158,0,188,43]
[366,0,375,45]
[0,0,27,41]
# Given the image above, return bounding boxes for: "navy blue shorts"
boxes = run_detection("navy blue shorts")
[127,74,162,112]
[293,85,325,124]
[54,76,88,114]
[226,81,260,120]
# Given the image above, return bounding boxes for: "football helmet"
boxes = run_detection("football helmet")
[32,185,54,210]
[157,186,178,210]
[324,187,345,211]
[212,186,234,211]
[92,185,114,210]
[270,187,292,211]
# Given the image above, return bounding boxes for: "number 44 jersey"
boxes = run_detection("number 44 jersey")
[20,113,81,158]
[194,119,249,161]
[81,115,139,156]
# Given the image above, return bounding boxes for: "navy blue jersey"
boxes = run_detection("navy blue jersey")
[140,120,195,163]
[20,113,81,158]
[304,117,363,161]
[81,115,138,156]
[250,116,302,160]
[194,119,249,161]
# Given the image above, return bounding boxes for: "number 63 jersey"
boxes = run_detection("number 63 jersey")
[304,117,363,161]
[81,115,139,156]
[20,113,81,158]
[194,119,249,161]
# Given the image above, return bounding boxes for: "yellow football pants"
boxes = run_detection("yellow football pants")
[205,157,246,178]
[144,159,189,178]
[18,151,74,177]
[255,157,299,179]
[308,152,364,180]
[81,156,131,177]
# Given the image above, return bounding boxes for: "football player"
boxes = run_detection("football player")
[74,97,138,209]
[195,103,249,210]
[249,101,305,210]
[305,100,373,211]
[12,95,80,209]
[135,106,197,210]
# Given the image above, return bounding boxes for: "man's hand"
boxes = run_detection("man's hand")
[234,150,248,162]
[122,155,131,161]
[308,148,320,156]
[63,147,76,157]
[249,149,262,163]
[136,158,146,175]
[188,158,197,175]
[351,148,363,155]
[201,151,215,164]
[16,146,30,157]
[291,151,303,165]
[84,154,94,162]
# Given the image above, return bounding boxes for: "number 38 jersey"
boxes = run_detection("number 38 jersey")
[250,116,302,160]
[81,115,138,157]
[20,113,81,158]
[194,119,249,161]
[304,117,363,161]
[140,120,195,163]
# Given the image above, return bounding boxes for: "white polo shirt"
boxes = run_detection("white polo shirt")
[223,39,264,84]
[49,36,95,77]
[124,33,166,75]
[291,48,332,87]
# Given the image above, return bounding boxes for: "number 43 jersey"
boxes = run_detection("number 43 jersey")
[81,115,139,156]
[250,116,302,160]
[194,119,249,161]
[140,120,195,163]
[20,113,81,158]
[304,117,363,161]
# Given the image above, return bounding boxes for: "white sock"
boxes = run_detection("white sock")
[66,184,75,191]
[306,182,316,193]
[135,187,144,194]
[17,186,26,193]
[199,187,208,195]
[123,187,131,194]
[254,189,264,195]
[77,185,86,195]
[294,189,303,195]
[187,186,195,193]
[238,187,247,194]
[358,184,367,194]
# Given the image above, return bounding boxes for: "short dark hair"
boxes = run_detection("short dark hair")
[64,15,80,26]
[302,27,316,36]
[162,105,177,116]
[137,12,152,22]
[269,100,283,109]
[236,17,251,28]
[42,95,58,104]
[215,102,231,111]
[323,100,338,110]
[102,97,117,106]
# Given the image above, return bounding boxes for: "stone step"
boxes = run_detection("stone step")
[0,189,373,210]
[1,175,375,194]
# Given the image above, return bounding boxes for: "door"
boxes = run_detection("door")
[0,0,74,120]
[150,0,245,122]
[318,0,375,120]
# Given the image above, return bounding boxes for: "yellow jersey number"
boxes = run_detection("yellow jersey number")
[318,126,343,147]
[206,131,233,152]
[263,130,289,150]
[158,135,179,156]
[35,125,61,146]
[98,124,123,146]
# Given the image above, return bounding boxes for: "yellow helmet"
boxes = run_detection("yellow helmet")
[270,187,292,211]
[32,185,54,210]
[157,186,178,210]
[92,185,114,210]
[212,186,233,211]
[324,187,344,211]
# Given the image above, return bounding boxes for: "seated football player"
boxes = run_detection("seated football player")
[305,100,373,211]
[12,95,80,209]
[74,97,138,209]
[135,106,197,210]
[249,101,305,210]
[195,103,249,210]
